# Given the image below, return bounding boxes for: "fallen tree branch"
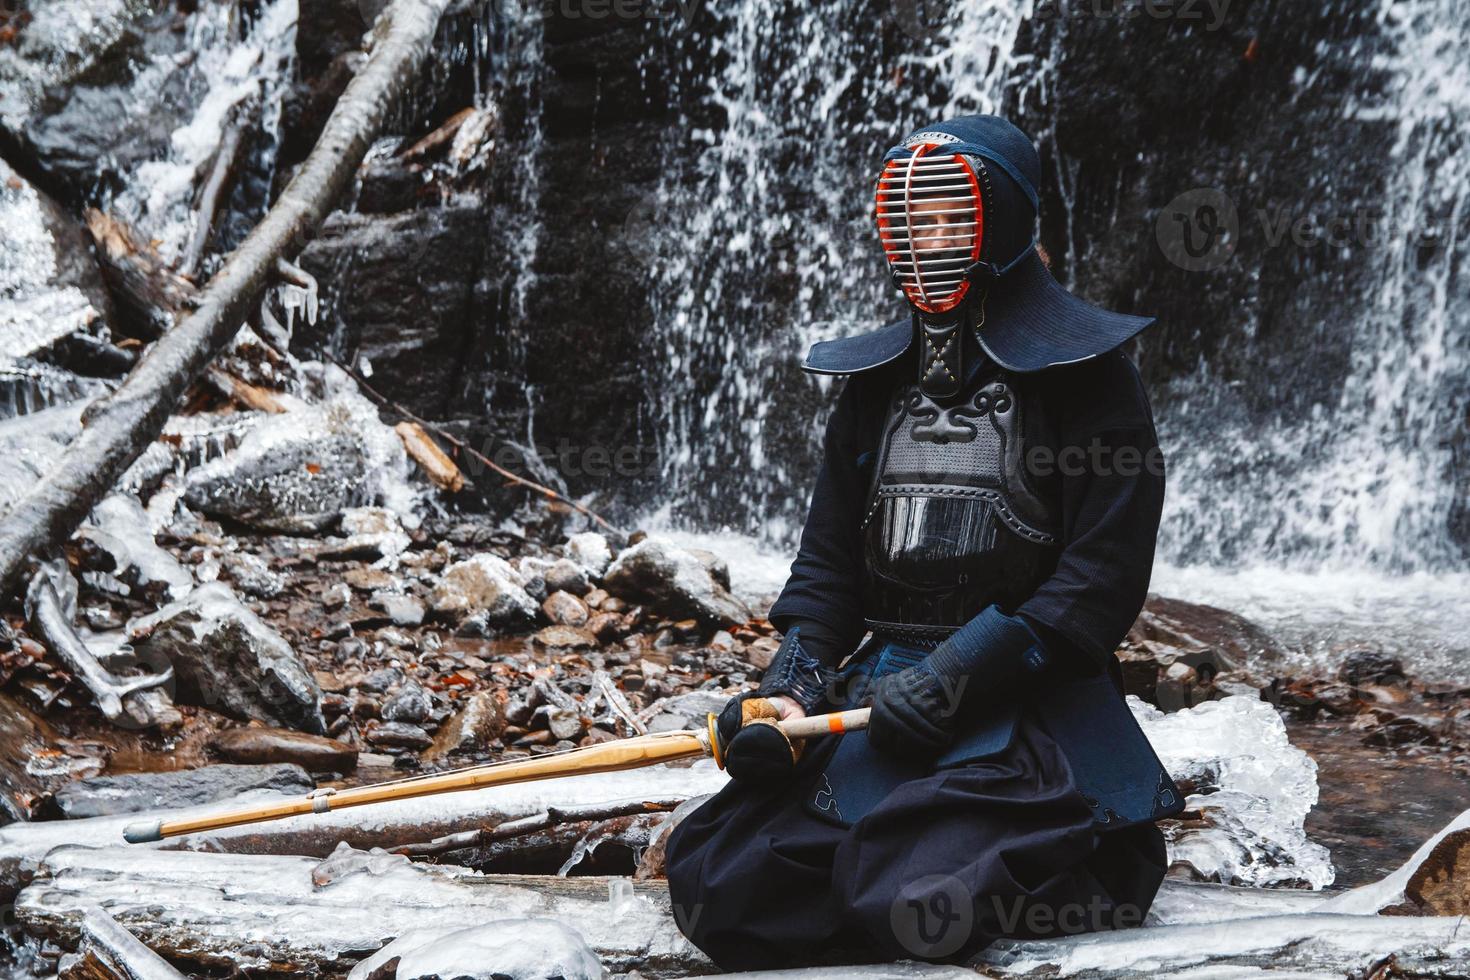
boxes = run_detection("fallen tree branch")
[178,111,249,281]
[24,563,177,730]
[204,367,289,414]
[394,421,465,492]
[59,906,187,980]
[330,356,623,535]
[391,797,683,858]
[0,0,453,599]
[85,211,198,339]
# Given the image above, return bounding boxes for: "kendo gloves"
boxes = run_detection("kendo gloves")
[716,624,842,784]
[867,605,1051,758]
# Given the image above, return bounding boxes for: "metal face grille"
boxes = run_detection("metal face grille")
[876,145,984,315]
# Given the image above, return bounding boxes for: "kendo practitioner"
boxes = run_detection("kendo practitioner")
[664,114,1185,971]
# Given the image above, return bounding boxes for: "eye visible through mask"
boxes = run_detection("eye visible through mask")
[875,145,985,316]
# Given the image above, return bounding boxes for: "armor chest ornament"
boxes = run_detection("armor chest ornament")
[861,374,1061,635]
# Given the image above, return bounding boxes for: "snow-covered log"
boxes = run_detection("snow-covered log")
[1320,807,1470,916]
[974,912,1470,977]
[0,762,729,896]
[15,847,711,978]
[0,0,453,598]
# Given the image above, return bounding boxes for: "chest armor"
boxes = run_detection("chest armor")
[861,373,1061,635]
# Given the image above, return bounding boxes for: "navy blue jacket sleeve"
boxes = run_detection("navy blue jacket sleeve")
[1016,350,1165,671]
[767,379,870,663]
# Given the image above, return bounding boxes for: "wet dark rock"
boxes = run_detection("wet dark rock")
[0,0,181,202]
[1340,651,1408,687]
[602,537,751,629]
[53,763,313,819]
[503,697,534,727]
[130,584,326,734]
[295,204,495,422]
[543,558,591,596]
[367,721,433,751]
[210,726,359,773]
[381,681,432,724]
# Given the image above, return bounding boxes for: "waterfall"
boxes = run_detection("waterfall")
[1155,0,1470,574]
[638,0,1033,543]
[635,0,1469,580]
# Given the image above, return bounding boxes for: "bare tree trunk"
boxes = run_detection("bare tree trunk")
[0,0,452,599]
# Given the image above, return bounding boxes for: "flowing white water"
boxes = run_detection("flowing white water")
[106,0,299,266]
[1156,0,1470,575]
[639,0,1032,542]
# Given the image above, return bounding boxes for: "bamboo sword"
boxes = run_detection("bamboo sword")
[122,706,871,843]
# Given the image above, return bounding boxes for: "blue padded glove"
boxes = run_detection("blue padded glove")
[755,626,841,715]
[867,605,1051,758]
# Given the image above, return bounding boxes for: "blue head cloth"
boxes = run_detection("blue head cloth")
[805,115,1157,375]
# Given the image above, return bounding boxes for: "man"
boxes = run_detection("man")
[665,115,1182,970]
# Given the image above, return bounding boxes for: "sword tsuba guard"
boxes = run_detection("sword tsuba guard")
[707,712,725,770]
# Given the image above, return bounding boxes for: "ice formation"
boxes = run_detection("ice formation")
[1136,694,1334,889]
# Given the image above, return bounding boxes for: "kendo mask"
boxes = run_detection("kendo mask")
[863,115,1154,393]
[877,116,1041,399]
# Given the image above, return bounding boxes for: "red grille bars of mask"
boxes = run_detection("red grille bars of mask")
[875,144,984,315]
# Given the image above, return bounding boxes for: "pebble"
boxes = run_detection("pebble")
[359,667,402,693]
[210,727,360,772]
[367,721,434,750]
[542,590,590,627]
[544,558,591,596]
[372,591,427,626]
[585,611,622,642]
[381,681,433,724]
[535,625,596,649]
[345,567,397,592]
